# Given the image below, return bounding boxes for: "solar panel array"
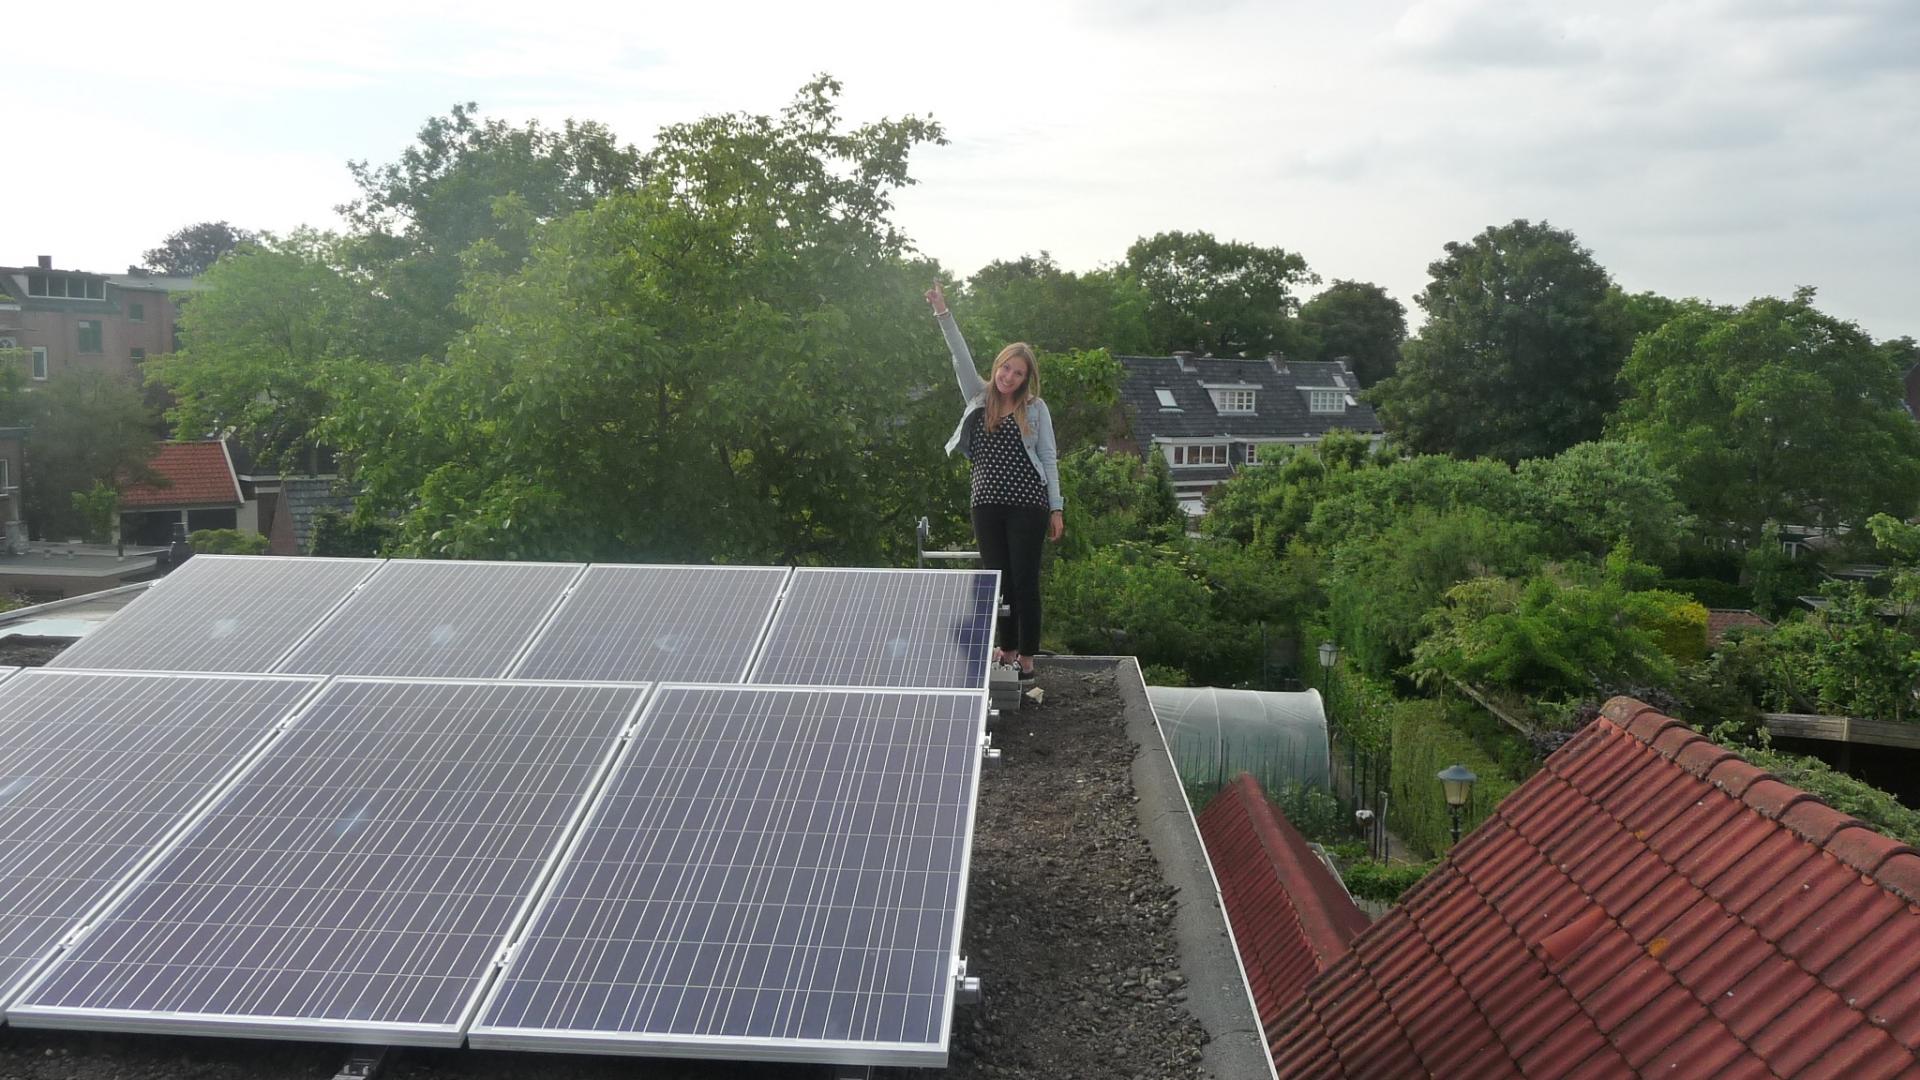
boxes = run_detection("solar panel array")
[0,557,997,1068]
[46,557,379,673]
[0,671,323,1004]
[472,686,981,1064]
[751,569,997,690]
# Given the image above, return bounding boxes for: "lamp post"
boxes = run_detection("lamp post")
[1317,640,1338,676]
[1437,763,1477,846]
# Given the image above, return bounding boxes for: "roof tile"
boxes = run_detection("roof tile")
[1879,853,1920,906]
[1269,703,1920,1079]
[120,440,243,510]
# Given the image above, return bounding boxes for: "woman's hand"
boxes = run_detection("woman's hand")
[1049,511,1065,543]
[925,281,949,316]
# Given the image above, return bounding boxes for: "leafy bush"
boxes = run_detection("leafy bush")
[1341,858,1439,903]
[1387,698,1523,859]
[1142,664,1190,687]
[188,528,270,555]
[1267,782,1349,845]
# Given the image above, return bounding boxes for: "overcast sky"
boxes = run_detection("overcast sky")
[7,0,1917,340]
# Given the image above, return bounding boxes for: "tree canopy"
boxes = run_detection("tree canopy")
[324,77,953,564]
[1370,219,1632,463]
[1297,280,1406,387]
[136,221,258,276]
[959,253,1151,355]
[1612,288,1920,545]
[1122,231,1316,357]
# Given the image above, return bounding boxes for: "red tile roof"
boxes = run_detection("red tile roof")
[120,441,242,509]
[1269,697,1920,1079]
[1707,608,1774,646]
[1198,774,1371,1050]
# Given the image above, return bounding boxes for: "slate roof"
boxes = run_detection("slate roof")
[1269,696,1920,1078]
[1197,774,1370,1054]
[282,476,355,555]
[120,441,243,510]
[1116,355,1384,444]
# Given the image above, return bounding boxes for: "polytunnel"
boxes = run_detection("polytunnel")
[1148,685,1331,795]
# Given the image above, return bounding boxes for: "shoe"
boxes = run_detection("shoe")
[1018,664,1038,681]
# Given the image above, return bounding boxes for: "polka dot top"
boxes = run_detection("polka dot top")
[968,408,1049,509]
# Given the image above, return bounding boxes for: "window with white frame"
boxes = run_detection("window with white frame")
[26,274,106,300]
[1212,388,1256,414]
[1170,443,1228,467]
[1154,388,1179,409]
[1,456,8,490]
[1245,442,1272,466]
[77,321,103,354]
[1309,389,1345,413]
[31,347,48,381]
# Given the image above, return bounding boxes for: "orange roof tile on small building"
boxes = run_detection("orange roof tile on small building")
[1198,773,1370,1052]
[120,440,243,510]
[1706,608,1774,647]
[1269,697,1920,1079]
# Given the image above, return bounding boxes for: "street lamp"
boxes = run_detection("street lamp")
[1317,640,1338,674]
[1437,763,1478,846]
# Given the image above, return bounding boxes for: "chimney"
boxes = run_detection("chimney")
[1172,350,1194,373]
[1267,352,1289,376]
[36,256,53,270]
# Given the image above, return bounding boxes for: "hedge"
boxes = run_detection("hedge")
[1387,698,1523,858]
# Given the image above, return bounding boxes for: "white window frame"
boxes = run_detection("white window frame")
[76,320,103,354]
[31,347,48,381]
[1213,388,1256,414]
[1169,443,1228,467]
[1245,442,1276,466]
[25,274,106,301]
[0,456,8,490]
[1308,388,1345,414]
[1154,388,1179,409]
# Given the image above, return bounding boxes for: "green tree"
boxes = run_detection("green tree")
[0,343,28,425]
[336,77,949,564]
[188,528,270,554]
[71,481,120,545]
[136,221,258,276]
[961,253,1152,355]
[1613,289,1920,546]
[1036,347,1124,454]
[1513,440,1690,562]
[23,371,160,541]
[341,101,647,362]
[1297,280,1406,387]
[150,230,371,469]
[1122,231,1316,356]
[1371,219,1632,462]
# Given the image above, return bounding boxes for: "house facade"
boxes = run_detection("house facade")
[1114,352,1386,515]
[0,257,189,387]
[0,427,24,554]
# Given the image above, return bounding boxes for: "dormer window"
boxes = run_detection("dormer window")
[25,273,106,301]
[1308,389,1345,414]
[1154,388,1179,409]
[1213,388,1256,414]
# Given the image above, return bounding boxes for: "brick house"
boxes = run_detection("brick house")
[0,256,189,387]
[1114,352,1386,515]
[0,426,23,554]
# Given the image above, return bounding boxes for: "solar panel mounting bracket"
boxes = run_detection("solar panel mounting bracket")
[329,1046,388,1080]
[952,956,983,1006]
[980,732,1002,766]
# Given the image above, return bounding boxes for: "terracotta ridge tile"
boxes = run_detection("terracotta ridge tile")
[1877,853,1920,906]
[1651,725,1705,759]
[1825,826,1917,877]
[1705,758,1773,798]
[1742,777,1813,821]
[1779,801,1865,847]
[1673,739,1735,779]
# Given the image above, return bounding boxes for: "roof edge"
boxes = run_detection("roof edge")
[1593,695,1920,905]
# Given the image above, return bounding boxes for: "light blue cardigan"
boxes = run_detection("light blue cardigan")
[938,311,1063,512]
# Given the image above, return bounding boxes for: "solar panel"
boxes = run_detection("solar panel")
[0,670,323,1007]
[511,565,788,683]
[470,684,987,1066]
[0,667,16,685]
[47,556,380,673]
[749,569,997,690]
[10,678,650,1045]
[275,560,583,678]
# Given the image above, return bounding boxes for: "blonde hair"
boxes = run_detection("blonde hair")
[986,343,1040,437]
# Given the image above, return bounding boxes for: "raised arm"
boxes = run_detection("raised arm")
[927,282,987,403]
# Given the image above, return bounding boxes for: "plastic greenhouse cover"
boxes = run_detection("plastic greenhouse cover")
[1148,685,1330,792]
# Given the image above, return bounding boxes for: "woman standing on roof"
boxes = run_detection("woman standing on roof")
[926,281,1063,681]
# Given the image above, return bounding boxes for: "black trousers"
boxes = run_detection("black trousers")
[972,503,1048,655]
